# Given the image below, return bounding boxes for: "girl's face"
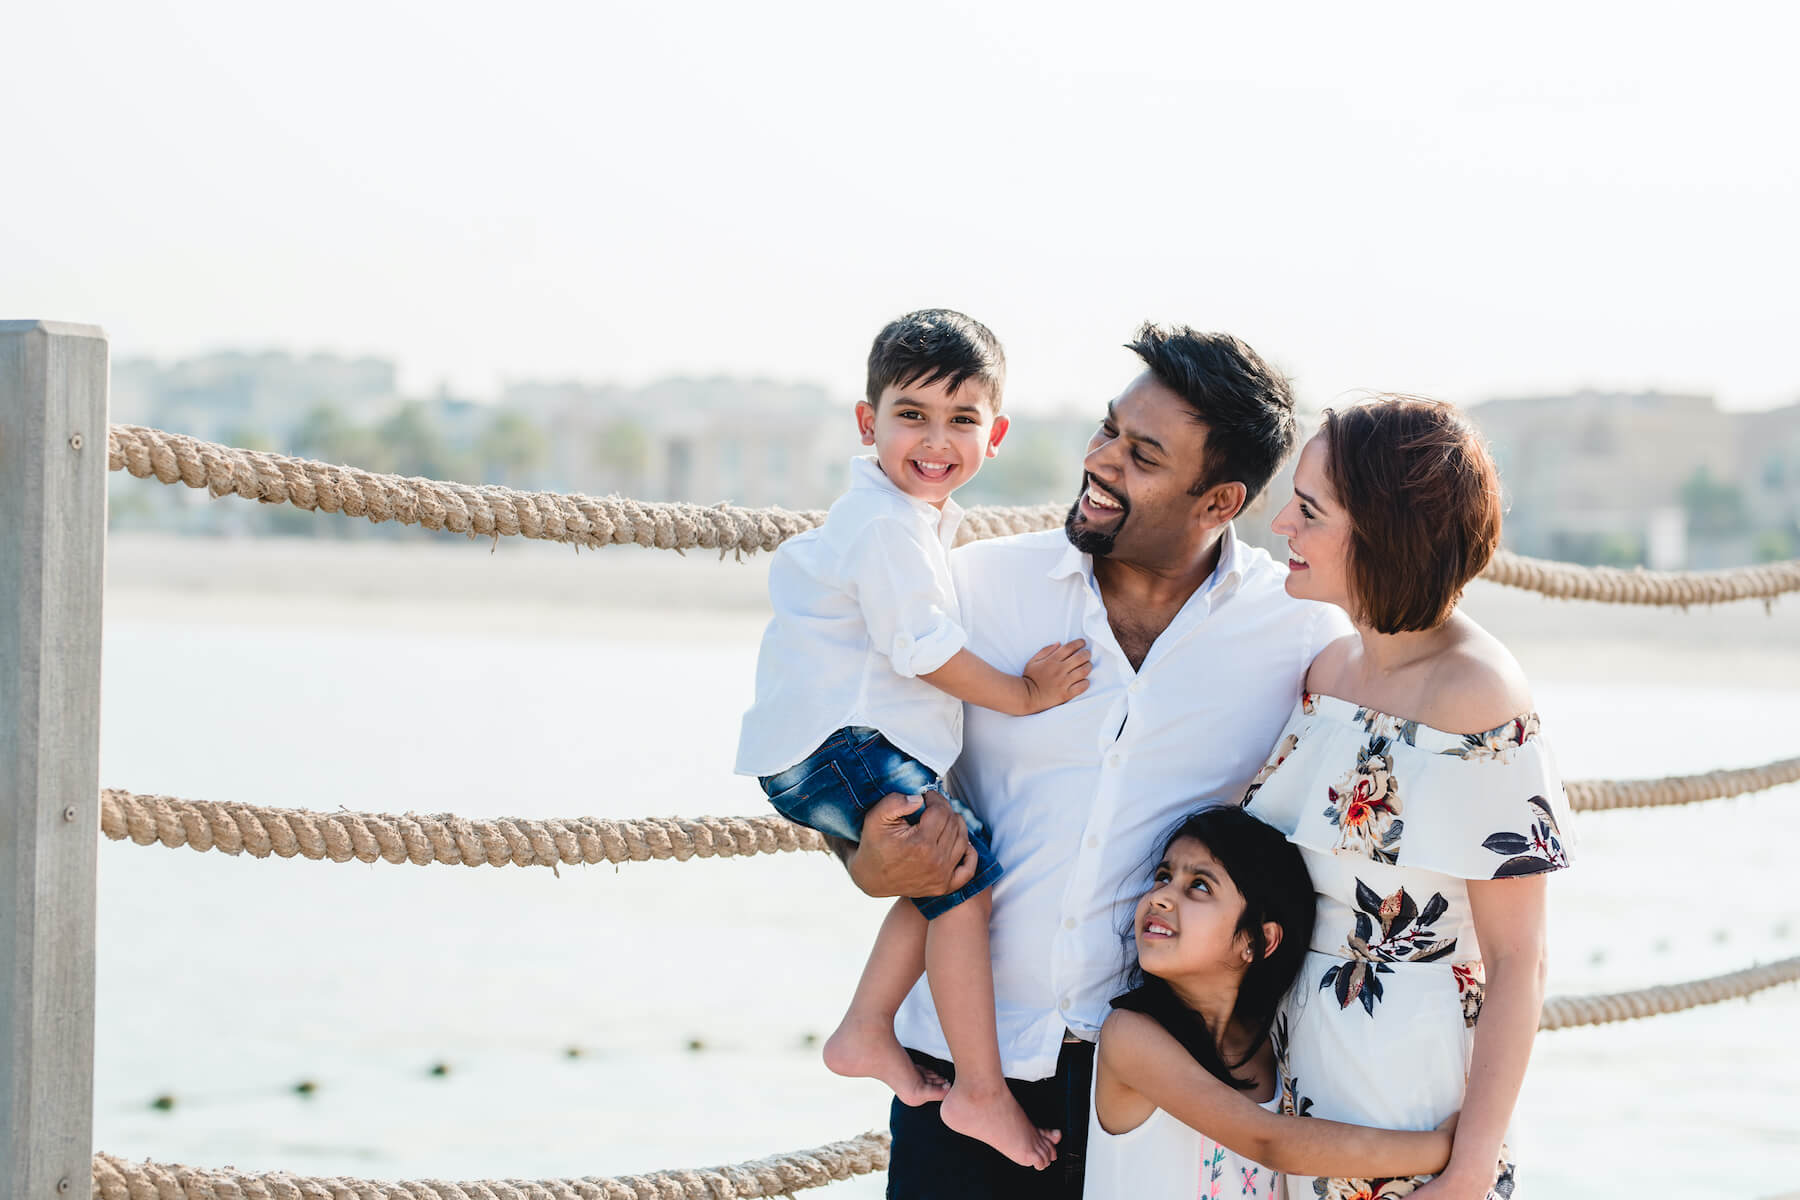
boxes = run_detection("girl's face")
[1134,836,1253,984]
[1269,434,1355,610]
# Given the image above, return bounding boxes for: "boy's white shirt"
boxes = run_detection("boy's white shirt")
[735,454,969,780]
[891,525,1351,1081]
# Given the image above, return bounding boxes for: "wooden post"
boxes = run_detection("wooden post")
[0,321,108,1200]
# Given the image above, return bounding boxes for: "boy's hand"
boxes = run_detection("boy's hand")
[1020,640,1091,714]
[846,791,976,899]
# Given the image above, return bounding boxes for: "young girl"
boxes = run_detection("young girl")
[1089,806,1456,1200]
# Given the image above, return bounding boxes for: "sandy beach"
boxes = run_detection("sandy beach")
[105,530,1800,685]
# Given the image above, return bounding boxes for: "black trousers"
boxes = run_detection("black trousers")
[887,1041,1096,1200]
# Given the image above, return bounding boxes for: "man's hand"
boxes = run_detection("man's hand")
[845,791,977,899]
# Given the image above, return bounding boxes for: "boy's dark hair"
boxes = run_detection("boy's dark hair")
[1112,804,1315,1092]
[1125,324,1296,506]
[866,309,1006,412]
[1322,396,1504,634]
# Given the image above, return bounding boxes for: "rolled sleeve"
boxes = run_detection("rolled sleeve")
[843,516,969,679]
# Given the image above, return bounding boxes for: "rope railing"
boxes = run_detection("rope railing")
[93,1129,891,1200]
[100,789,829,868]
[1536,955,1800,1031]
[108,423,1800,605]
[97,756,1800,871]
[83,958,1800,1200]
[1563,755,1800,812]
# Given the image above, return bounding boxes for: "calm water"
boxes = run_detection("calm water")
[91,611,1800,1197]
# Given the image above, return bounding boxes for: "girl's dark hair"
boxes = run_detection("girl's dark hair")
[1110,805,1314,1090]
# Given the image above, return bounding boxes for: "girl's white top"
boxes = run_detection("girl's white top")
[1085,1064,1286,1200]
[735,455,968,779]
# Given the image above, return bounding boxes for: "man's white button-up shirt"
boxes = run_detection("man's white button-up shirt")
[736,456,968,780]
[892,524,1350,1081]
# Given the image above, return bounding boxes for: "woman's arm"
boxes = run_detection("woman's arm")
[920,642,1090,716]
[1101,1012,1453,1179]
[1413,874,1547,1198]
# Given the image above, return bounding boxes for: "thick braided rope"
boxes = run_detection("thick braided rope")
[106,424,1062,553]
[1562,756,1800,812]
[1537,955,1800,1031]
[107,424,1800,603]
[96,756,1800,871]
[99,789,831,867]
[92,1129,889,1200]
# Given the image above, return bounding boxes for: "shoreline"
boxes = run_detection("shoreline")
[104,533,1800,686]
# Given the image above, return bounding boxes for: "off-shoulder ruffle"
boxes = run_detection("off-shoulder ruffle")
[1242,693,1575,881]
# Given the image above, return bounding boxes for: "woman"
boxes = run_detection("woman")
[1243,397,1572,1198]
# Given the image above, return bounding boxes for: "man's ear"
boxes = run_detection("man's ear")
[1201,480,1247,525]
[855,401,878,447]
[985,414,1011,458]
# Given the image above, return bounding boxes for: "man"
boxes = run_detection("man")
[842,324,1350,1199]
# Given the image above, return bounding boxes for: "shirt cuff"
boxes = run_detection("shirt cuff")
[889,620,967,678]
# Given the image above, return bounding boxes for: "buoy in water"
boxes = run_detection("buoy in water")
[686,1038,706,1053]
[294,1080,318,1096]
[150,1095,175,1112]
[429,1062,451,1077]
[565,1046,584,1059]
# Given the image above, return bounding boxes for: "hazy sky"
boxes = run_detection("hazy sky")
[9,1,1798,413]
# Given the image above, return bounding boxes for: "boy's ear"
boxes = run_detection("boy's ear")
[855,400,877,446]
[1260,920,1283,959]
[985,413,1011,458]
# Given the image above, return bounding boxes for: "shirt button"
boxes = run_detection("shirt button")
[1087,835,1100,849]
[1064,917,1077,930]
[1107,753,1122,767]
[1128,679,1143,694]
[1060,997,1072,1011]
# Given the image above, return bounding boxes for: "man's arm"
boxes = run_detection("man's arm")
[836,791,977,898]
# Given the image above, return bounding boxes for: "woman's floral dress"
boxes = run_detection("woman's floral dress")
[1241,693,1574,1200]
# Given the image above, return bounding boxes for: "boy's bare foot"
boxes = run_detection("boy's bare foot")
[940,1079,1061,1169]
[822,1013,949,1107]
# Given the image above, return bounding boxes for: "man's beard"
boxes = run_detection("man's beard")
[1064,482,1122,557]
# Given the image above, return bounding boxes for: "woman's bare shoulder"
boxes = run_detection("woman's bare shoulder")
[1304,634,1359,694]
[1416,615,1533,735]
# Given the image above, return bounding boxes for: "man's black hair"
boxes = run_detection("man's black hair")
[1126,324,1296,505]
[866,309,1006,411]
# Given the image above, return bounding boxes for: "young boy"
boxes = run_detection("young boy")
[736,309,1091,1169]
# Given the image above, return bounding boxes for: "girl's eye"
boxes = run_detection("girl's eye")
[1152,870,1171,884]
[1190,879,1210,894]
[1298,503,1315,520]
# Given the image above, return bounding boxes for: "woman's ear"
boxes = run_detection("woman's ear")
[1260,920,1283,958]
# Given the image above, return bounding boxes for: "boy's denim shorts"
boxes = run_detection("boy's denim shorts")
[759,726,1003,920]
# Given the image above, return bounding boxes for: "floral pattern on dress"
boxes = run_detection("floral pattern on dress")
[1482,794,1570,878]
[1243,732,1300,807]
[1447,713,1541,762]
[1324,737,1404,864]
[1322,881,1457,1015]
[1353,706,1423,748]
[1453,961,1486,1028]
[1311,1177,1422,1200]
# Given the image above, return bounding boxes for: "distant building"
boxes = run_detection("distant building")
[113,351,399,446]
[1466,390,1731,567]
[498,375,860,508]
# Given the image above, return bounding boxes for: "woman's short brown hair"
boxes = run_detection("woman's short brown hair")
[1321,396,1503,634]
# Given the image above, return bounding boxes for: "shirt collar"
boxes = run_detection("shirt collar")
[1047,522,1247,605]
[849,454,964,535]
